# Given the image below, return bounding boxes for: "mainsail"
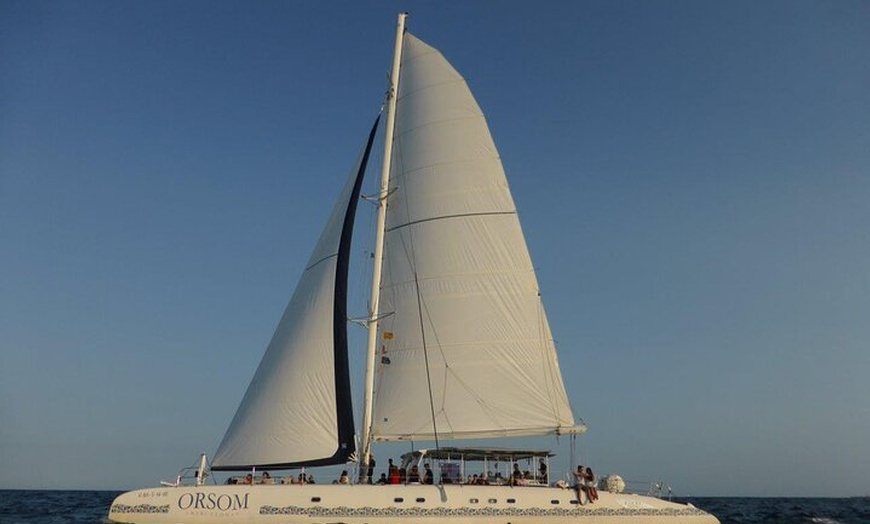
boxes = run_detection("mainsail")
[212,119,379,470]
[370,34,581,442]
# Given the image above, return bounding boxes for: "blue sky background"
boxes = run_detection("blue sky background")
[2,1,868,496]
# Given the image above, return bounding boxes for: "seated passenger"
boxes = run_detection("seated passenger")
[573,465,588,504]
[584,467,598,501]
[511,464,522,486]
[260,471,273,484]
[339,470,350,484]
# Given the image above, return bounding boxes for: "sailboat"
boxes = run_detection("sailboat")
[109,14,718,524]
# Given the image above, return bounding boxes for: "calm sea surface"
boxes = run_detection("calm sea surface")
[1,490,868,524]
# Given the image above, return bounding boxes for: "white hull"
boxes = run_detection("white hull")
[109,484,719,524]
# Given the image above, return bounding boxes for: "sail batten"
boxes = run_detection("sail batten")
[305,253,338,271]
[386,211,517,233]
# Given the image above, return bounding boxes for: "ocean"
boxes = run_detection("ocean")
[0,490,868,524]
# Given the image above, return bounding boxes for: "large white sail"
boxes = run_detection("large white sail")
[212,121,378,469]
[370,34,581,442]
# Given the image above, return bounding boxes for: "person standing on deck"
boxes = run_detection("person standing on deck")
[388,459,400,484]
[367,455,376,484]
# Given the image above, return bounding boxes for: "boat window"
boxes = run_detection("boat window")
[550,499,560,504]
[488,498,497,504]
[394,497,404,503]
[570,499,580,505]
[507,498,516,504]
[416,498,425,503]
[310,497,321,503]
[469,498,479,504]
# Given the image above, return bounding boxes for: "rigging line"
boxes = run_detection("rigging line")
[412,268,440,452]
[536,297,562,422]
[412,285,503,432]
[388,193,484,433]
[385,210,516,233]
[413,289,503,427]
[391,207,533,431]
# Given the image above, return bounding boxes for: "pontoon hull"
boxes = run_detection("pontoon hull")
[109,484,719,524]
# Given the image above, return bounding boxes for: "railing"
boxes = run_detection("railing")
[613,479,674,501]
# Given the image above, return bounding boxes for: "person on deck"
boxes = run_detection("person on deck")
[584,467,598,501]
[423,463,434,485]
[573,466,588,504]
[339,470,350,484]
[511,463,522,486]
[367,455,376,485]
[408,465,420,483]
[388,459,400,484]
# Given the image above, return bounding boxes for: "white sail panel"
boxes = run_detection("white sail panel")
[371,34,578,441]
[212,143,370,469]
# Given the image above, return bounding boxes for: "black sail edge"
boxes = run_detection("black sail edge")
[330,114,381,465]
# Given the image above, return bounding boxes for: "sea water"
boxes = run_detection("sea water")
[0,490,868,524]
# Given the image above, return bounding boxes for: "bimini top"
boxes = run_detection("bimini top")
[401,447,555,463]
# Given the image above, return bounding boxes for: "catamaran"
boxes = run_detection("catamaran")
[108,13,719,524]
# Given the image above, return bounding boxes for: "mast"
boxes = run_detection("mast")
[360,12,407,482]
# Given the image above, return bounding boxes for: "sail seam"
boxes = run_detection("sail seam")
[397,79,467,105]
[305,252,338,271]
[382,270,535,285]
[392,158,499,180]
[386,210,516,233]
[375,338,552,350]
[393,114,484,141]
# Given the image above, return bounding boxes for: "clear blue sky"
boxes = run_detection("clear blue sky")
[2,1,868,497]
